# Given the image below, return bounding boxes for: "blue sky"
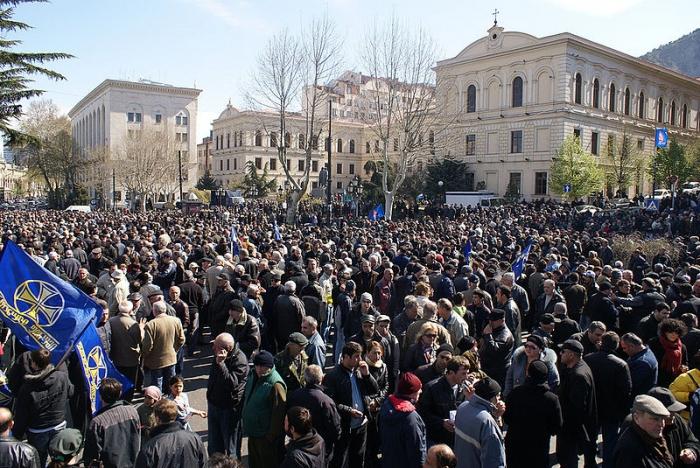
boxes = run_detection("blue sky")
[14,0,699,141]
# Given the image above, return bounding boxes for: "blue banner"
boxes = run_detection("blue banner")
[368,204,385,221]
[655,128,668,148]
[273,221,282,241]
[75,321,132,414]
[0,241,99,362]
[464,239,472,262]
[511,242,532,280]
[230,225,240,256]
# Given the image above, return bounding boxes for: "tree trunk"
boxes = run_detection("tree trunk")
[285,190,302,225]
[384,191,394,221]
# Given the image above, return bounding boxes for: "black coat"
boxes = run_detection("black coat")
[13,365,74,438]
[280,430,326,468]
[206,345,248,409]
[0,436,39,468]
[503,381,562,468]
[533,292,565,325]
[479,324,514,388]
[135,422,207,468]
[417,376,466,446]
[274,293,306,347]
[224,313,260,359]
[209,288,238,336]
[588,293,619,331]
[552,317,580,346]
[613,423,673,468]
[322,364,378,432]
[558,360,597,443]
[583,350,632,423]
[287,384,341,453]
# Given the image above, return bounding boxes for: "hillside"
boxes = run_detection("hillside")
[640,29,700,78]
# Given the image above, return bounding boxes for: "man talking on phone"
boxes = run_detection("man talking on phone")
[206,332,248,459]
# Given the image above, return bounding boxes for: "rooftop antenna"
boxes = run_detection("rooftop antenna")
[492,8,500,26]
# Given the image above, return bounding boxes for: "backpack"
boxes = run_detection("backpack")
[687,372,700,437]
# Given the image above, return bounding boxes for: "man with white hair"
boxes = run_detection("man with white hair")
[141,301,186,392]
[501,272,530,321]
[108,301,143,400]
[59,249,81,280]
[273,280,306,352]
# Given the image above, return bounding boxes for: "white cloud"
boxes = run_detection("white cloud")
[196,110,218,141]
[539,0,646,16]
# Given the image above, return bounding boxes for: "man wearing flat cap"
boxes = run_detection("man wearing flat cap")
[614,395,674,467]
[557,339,597,468]
[274,332,309,393]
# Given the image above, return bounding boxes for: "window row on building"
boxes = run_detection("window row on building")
[216,156,356,176]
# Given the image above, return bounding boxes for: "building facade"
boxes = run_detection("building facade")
[197,136,213,175]
[435,23,700,199]
[68,79,201,206]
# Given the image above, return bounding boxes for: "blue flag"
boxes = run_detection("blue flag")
[75,320,132,414]
[464,239,472,261]
[0,241,99,362]
[273,221,282,241]
[655,128,668,148]
[511,242,532,280]
[0,369,12,408]
[230,225,240,257]
[368,204,385,221]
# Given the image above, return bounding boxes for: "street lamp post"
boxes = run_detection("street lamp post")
[438,180,444,205]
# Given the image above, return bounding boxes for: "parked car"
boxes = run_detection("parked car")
[681,182,700,195]
[652,189,671,200]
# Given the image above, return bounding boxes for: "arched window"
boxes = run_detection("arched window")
[298,133,305,149]
[624,88,630,115]
[255,131,262,146]
[639,92,645,119]
[592,79,600,108]
[284,132,291,147]
[270,132,278,147]
[657,98,664,123]
[682,104,688,128]
[337,139,343,153]
[574,73,582,104]
[349,139,355,153]
[466,85,476,113]
[609,83,616,112]
[670,101,677,126]
[512,77,523,108]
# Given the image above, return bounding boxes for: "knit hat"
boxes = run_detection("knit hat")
[345,280,356,293]
[360,292,373,303]
[253,350,275,368]
[437,343,454,355]
[474,377,501,401]
[525,335,545,350]
[397,372,422,396]
[527,360,548,384]
[143,386,162,400]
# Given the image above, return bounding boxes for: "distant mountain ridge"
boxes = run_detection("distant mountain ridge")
[640,28,700,78]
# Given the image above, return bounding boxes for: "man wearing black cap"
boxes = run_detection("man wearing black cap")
[557,339,598,468]
[414,343,453,385]
[242,350,287,468]
[583,331,632,468]
[454,377,506,468]
[479,309,515,388]
[224,299,260,359]
[209,272,238,337]
[587,282,619,332]
[349,315,387,357]
[275,332,309,393]
[503,359,562,468]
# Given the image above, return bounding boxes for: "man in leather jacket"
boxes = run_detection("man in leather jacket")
[0,408,40,468]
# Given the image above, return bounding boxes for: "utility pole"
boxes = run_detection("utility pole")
[327,98,332,224]
[178,150,184,203]
[112,167,116,212]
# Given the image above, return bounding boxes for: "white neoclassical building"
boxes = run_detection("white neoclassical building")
[435,22,700,199]
[68,79,201,206]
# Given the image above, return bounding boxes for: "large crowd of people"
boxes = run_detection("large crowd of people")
[1,196,700,467]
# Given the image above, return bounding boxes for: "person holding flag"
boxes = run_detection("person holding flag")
[230,225,240,257]
[511,242,532,281]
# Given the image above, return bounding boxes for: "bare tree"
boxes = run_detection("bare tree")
[602,130,645,197]
[359,16,456,220]
[116,128,178,211]
[247,16,341,224]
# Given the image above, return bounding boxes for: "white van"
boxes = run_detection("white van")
[65,205,92,213]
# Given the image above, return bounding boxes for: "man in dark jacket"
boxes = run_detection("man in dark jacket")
[638,303,672,343]
[478,309,515,388]
[673,283,700,318]
[571,321,607,356]
[84,378,141,468]
[13,349,74,467]
[614,277,666,334]
[379,372,427,468]
[503,360,562,468]
[281,406,326,468]
[323,341,379,468]
[643,387,700,466]
[557,339,598,468]
[177,270,205,354]
[206,332,248,458]
[274,281,307,352]
[588,282,619,332]
[224,299,260,359]
[209,273,238,336]
[532,279,564,327]
[583,332,632,468]
[613,394,673,468]
[135,399,207,468]
[552,303,581,345]
[562,273,588,323]
[0,408,40,468]
[417,356,468,447]
[288,365,341,462]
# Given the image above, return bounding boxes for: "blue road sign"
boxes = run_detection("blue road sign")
[563,183,571,193]
[645,199,659,212]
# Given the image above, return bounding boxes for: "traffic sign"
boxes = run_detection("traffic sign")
[563,183,571,193]
[644,199,659,211]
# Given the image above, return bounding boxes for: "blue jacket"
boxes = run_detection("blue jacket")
[455,395,506,468]
[379,394,426,468]
[627,347,658,398]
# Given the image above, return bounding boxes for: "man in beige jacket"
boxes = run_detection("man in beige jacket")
[141,301,185,392]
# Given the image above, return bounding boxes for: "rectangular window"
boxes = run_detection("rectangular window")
[155,114,162,124]
[312,181,318,189]
[487,132,498,154]
[286,159,291,170]
[227,133,230,149]
[176,115,181,125]
[312,160,318,172]
[535,172,548,195]
[226,159,230,171]
[573,128,581,140]
[510,130,523,153]
[127,112,134,122]
[607,134,615,153]
[135,113,141,123]
[465,173,475,191]
[591,131,599,155]
[336,181,343,189]
[349,164,355,175]
[269,158,277,170]
[466,134,476,155]
[336,163,343,174]
[637,139,644,151]
[298,160,305,172]
[255,158,262,170]
[219,160,223,171]
[182,116,188,126]
[509,172,522,194]
[233,158,237,170]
